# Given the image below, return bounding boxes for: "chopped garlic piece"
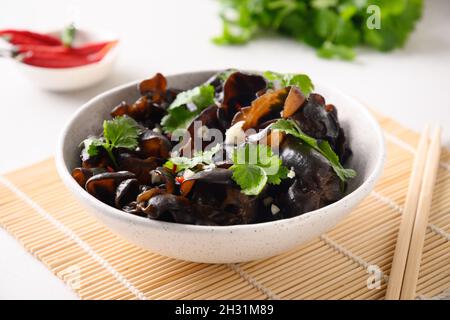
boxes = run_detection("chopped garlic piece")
[183,169,195,180]
[225,121,246,146]
[271,204,280,215]
[287,167,296,179]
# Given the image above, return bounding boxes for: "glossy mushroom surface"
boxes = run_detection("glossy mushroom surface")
[72,71,354,225]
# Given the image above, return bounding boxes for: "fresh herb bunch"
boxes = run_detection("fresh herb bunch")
[213,0,423,60]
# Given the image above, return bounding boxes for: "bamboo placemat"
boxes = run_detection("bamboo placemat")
[0,113,449,300]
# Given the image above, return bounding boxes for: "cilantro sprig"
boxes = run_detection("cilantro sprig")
[264,71,314,95]
[270,119,356,181]
[82,116,140,167]
[161,84,215,133]
[230,144,289,196]
[164,144,222,173]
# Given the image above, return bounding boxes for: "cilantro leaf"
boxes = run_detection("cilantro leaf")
[263,71,314,96]
[270,119,356,181]
[103,116,140,150]
[230,144,289,195]
[161,105,198,133]
[164,144,221,173]
[230,164,267,196]
[267,163,289,185]
[162,84,215,133]
[81,116,140,167]
[169,84,215,110]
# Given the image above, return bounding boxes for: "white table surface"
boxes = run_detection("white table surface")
[1,0,449,299]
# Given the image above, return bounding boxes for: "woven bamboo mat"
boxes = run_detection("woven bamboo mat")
[0,113,449,300]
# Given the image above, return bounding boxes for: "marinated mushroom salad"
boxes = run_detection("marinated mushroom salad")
[72,70,356,226]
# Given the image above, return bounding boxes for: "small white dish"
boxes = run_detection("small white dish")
[56,70,385,263]
[14,28,119,91]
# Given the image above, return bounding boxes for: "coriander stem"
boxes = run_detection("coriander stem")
[105,146,118,168]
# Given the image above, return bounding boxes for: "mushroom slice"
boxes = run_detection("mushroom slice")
[182,105,224,153]
[139,73,167,100]
[115,178,140,209]
[220,72,267,126]
[117,153,163,185]
[111,96,167,124]
[231,87,289,130]
[72,168,94,187]
[85,171,135,205]
[182,168,258,225]
[276,136,343,217]
[143,194,196,224]
[290,93,351,161]
[122,201,145,217]
[290,93,340,149]
[136,187,165,203]
[149,167,176,194]
[139,130,172,158]
[282,86,306,118]
[180,168,232,196]
[110,101,128,118]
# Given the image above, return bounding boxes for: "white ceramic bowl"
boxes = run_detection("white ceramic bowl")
[56,70,385,263]
[14,28,118,91]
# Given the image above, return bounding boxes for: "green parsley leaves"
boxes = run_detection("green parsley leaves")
[270,119,356,181]
[214,0,423,60]
[82,116,140,167]
[263,71,314,95]
[161,84,215,133]
[230,144,289,195]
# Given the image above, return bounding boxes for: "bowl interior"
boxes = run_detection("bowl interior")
[61,70,383,207]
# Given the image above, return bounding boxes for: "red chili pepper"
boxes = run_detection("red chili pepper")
[0,29,62,46]
[16,40,118,56]
[19,41,117,68]
[175,176,185,184]
[71,41,118,55]
[15,44,71,55]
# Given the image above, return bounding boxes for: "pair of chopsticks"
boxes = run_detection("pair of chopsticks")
[385,125,442,300]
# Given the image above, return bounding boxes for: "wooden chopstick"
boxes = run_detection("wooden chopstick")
[385,125,430,300]
[400,126,442,300]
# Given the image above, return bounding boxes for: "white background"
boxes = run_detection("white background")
[0,0,449,299]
